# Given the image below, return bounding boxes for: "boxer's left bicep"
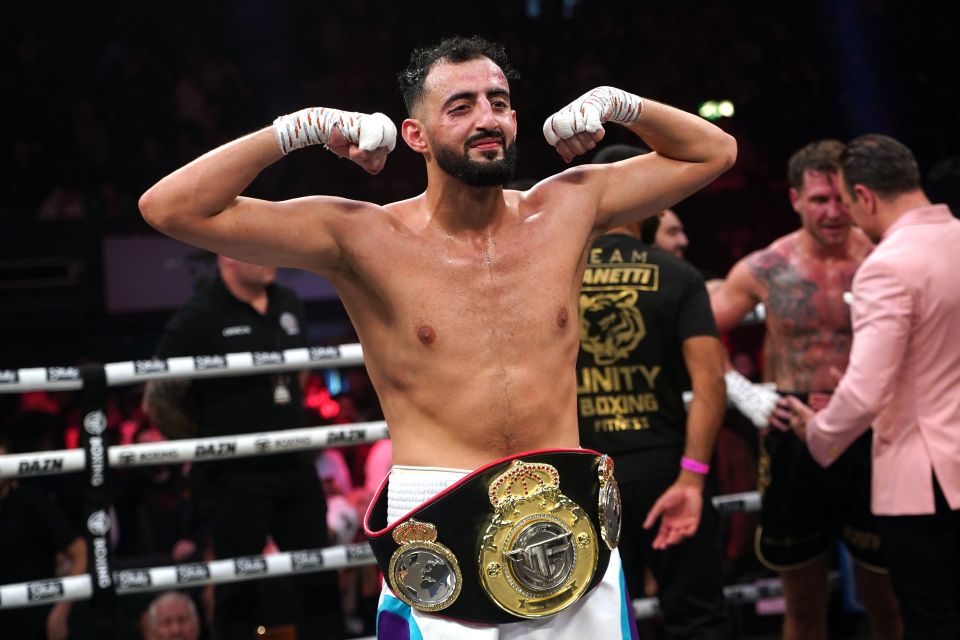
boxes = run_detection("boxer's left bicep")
[594,152,724,231]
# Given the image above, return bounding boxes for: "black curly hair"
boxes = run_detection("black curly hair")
[398,35,518,115]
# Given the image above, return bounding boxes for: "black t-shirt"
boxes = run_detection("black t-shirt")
[0,484,78,584]
[577,234,718,480]
[154,276,311,476]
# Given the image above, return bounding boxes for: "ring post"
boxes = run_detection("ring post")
[79,364,118,636]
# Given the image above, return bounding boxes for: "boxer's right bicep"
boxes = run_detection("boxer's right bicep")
[710,261,760,332]
[151,195,378,276]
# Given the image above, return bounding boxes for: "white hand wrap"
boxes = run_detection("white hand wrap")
[724,370,780,429]
[272,108,397,156]
[542,86,642,146]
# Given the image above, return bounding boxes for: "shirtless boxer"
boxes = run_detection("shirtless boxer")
[139,36,736,639]
[710,140,901,639]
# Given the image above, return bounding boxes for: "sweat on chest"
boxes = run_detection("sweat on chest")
[357,222,584,347]
[401,284,575,348]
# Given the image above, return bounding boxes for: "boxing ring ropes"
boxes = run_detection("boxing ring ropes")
[0,335,804,637]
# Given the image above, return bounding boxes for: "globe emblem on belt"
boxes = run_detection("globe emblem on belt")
[393,547,458,606]
[387,519,461,612]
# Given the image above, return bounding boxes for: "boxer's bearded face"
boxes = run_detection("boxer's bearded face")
[434,131,517,187]
[421,58,518,187]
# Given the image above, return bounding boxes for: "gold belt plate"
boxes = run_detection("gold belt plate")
[478,460,598,618]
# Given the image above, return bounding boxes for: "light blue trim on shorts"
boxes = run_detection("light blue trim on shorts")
[378,594,424,640]
[619,566,634,640]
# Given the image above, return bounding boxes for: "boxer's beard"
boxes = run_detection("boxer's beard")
[434,131,517,187]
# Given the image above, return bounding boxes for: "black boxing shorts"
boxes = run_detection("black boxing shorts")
[756,393,886,572]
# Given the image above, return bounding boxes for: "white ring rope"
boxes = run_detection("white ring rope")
[0,421,390,479]
[0,428,763,516]
[0,335,778,625]
[711,491,762,515]
[0,422,763,517]
[0,492,765,610]
[631,572,839,620]
[0,306,777,395]
[0,344,364,393]
[0,575,93,611]
[0,542,375,610]
[0,539,826,623]
[0,449,87,478]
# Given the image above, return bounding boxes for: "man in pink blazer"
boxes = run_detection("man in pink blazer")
[779,134,960,639]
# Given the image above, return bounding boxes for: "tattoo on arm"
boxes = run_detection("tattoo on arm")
[143,379,198,439]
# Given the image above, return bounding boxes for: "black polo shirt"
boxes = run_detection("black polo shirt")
[0,484,78,584]
[154,275,310,476]
[0,485,80,635]
[577,234,718,482]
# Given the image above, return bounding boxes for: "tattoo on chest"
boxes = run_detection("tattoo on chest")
[750,251,854,390]
[749,253,818,325]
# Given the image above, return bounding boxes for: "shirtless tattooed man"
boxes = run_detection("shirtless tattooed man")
[710,140,902,640]
[140,36,734,639]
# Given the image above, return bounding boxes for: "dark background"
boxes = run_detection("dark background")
[3,0,958,369]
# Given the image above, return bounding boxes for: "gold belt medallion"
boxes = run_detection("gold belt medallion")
[597,454,622,550]
[388,519,462,612]
[478,460,598,618]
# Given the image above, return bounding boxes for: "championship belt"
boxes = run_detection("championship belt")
[364,449,620,624]
[597,453,622,550]
[478,459,598,617]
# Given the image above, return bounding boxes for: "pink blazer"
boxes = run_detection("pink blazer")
[807,204,960,515]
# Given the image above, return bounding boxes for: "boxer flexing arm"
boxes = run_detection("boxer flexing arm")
[542,87,737,232]
[141,55,734,471]
[138,109,397,274]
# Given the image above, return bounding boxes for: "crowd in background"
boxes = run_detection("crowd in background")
[3,1,959,638]
[0,356,770,639]
[0,370,388,638]
[3,2,958,367]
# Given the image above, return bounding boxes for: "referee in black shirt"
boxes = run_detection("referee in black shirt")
[144,255,343,639]
[577,145,729,639]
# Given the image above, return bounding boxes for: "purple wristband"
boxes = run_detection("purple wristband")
[680,456,710,475]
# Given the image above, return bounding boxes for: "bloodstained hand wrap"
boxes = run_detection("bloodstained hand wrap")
[542,87,642,146]
[272,107,397,156]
